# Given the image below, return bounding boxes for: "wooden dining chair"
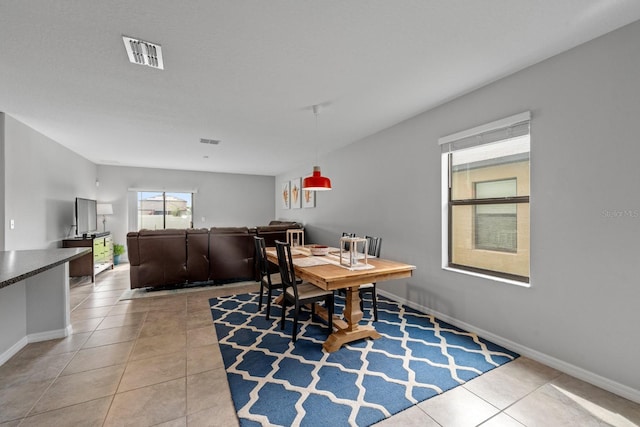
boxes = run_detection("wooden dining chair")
[358,236,382,321]
[254,236,283,320]
[275,240,334,342]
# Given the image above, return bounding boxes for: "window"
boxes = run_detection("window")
[474,179,517,252]
[440,112,530,283]
[137,191,193,230]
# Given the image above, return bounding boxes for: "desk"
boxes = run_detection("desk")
[266,247,415,352]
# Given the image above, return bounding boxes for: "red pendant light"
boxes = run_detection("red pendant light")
[303,166,331,191]
[302,105,332,191]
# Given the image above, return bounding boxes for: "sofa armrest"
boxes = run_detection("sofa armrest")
[126,232,141,288]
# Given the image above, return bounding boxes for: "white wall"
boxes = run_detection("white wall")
[3,114,97,250]
[96,165,275,260]
[277,21,640,399]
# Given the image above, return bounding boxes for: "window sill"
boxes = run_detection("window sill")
[442,266,530,288]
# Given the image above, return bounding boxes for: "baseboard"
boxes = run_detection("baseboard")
[0,336,28,366]
[378,289,640,404]
[27,326,70,343]
[0,325,73,366]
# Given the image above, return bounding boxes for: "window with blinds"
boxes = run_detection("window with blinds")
[440,112,530,283]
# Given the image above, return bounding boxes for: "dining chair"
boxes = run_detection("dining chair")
[254,236,283,320]
[358,235,382,321]
[275,240,334,342]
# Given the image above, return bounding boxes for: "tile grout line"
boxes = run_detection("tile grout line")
[463,374,563,427]
[102,273,147,427]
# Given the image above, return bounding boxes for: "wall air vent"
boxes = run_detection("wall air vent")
[200,138,220,145]
[122,36,164,70]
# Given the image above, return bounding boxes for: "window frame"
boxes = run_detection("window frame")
[440,112,531,285]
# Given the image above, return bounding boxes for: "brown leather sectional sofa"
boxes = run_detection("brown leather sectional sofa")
[126,221,302,289]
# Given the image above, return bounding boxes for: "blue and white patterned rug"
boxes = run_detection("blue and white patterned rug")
[209,292,518,426]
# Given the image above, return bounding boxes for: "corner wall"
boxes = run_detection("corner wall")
[277,21,640,398]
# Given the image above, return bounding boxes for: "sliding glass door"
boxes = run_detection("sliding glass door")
[137,191,193,230]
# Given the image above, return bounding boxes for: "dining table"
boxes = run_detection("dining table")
[266,245,416,352]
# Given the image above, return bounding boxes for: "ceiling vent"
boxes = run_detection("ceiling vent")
[200,138,220,145]
[122,36,164,70]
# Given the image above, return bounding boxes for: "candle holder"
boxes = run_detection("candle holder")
[286,229,304,248]
[339,236,368,268]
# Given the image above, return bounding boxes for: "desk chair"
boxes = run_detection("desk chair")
[358,236,382,321]
[275,240,334,342]
[254,236,282,320]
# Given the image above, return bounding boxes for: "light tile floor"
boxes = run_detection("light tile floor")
[1,264,639,426]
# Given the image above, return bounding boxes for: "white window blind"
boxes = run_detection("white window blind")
[439,111,530,153]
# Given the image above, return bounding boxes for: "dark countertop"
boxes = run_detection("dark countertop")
[0,248,91,289]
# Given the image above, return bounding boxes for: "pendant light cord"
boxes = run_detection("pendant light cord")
[303,104,332,190]
[313,104,319,165]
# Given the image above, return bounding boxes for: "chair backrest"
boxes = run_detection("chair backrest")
[254,236,269,277]
[364,236,382,258]
[275,240,299,299]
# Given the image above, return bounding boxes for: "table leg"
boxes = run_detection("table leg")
[343,285,363,331]
[322,286,381,352]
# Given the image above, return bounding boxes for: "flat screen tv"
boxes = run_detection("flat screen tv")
[75,197,97,236]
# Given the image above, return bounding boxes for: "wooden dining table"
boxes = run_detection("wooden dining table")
[266,246,416,352]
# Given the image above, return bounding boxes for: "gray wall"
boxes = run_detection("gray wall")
[2,114,97,250]
[276,21,640,398]
[96,165,275,260]
[0,282,26,362]
[0,114,5,249]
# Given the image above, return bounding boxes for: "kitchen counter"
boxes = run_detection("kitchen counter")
[0,248,89,289]
[0,247,90,365]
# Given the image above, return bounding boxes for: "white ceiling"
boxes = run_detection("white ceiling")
[2,1,640,176]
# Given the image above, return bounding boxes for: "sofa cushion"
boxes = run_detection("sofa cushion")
[137,230,188,287]
[211,227,250,234]
[268,220,302,227]
[139,229,187,236]
[187,229,210,283]
[209,229,254,282]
